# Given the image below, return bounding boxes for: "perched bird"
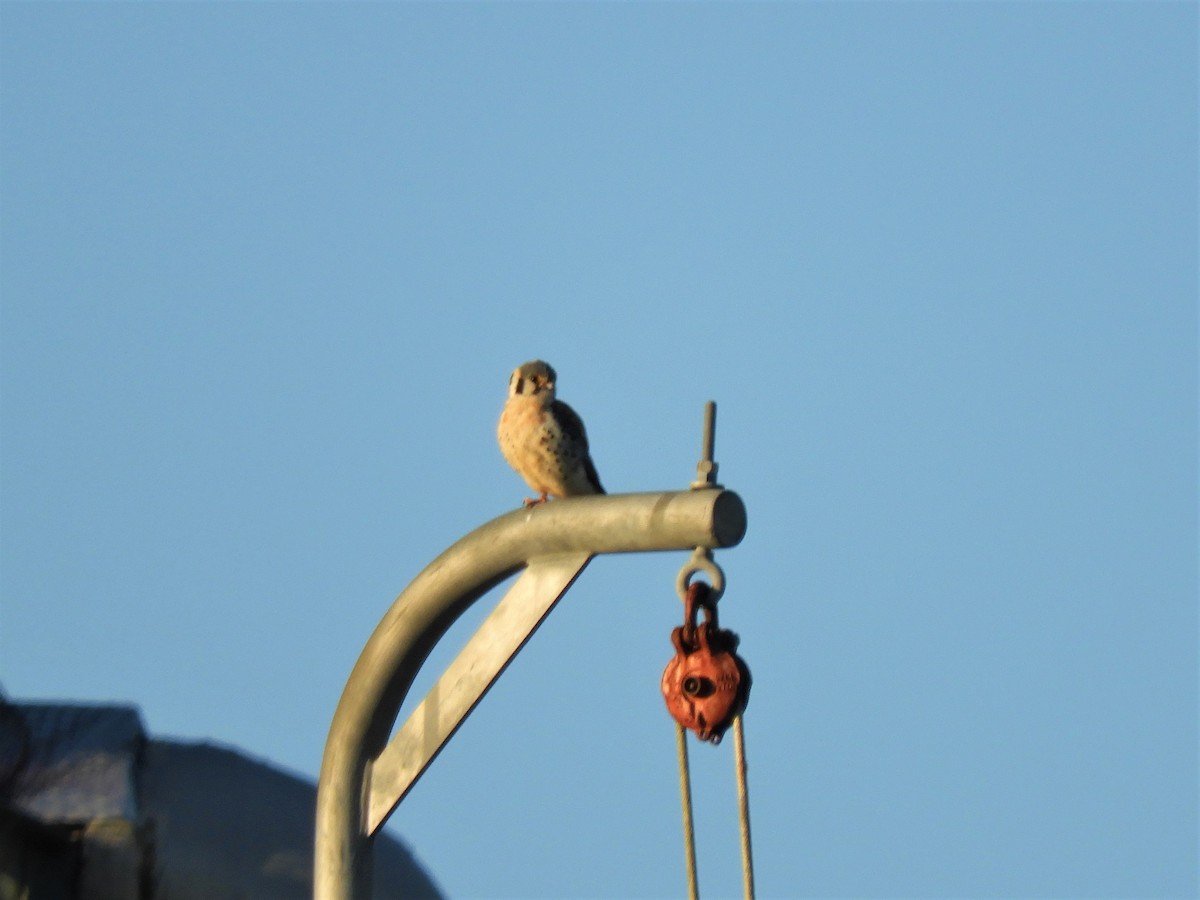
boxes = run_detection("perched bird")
[498,360,605,506]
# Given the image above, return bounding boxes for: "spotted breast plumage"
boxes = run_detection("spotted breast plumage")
[497,360,605,506]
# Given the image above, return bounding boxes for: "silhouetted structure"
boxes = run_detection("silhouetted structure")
[1,701,442,899]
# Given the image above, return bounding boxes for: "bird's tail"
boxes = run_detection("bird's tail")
[585,458,605,495]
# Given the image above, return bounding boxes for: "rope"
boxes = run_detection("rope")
[675,721,699,900]
[732,713,755,899]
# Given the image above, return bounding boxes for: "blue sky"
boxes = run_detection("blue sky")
[1,3,1196,898]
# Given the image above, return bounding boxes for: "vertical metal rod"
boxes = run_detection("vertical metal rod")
[732,713,755,900]
[693,401,720,490]
[702,401,716,463]
[675,722,699,900]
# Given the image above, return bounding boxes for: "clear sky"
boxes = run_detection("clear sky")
[1,3,1196,898]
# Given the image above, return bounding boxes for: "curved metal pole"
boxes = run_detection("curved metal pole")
[314,489,746,900]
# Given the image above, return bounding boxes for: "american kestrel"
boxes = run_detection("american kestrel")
[498,360,605,506]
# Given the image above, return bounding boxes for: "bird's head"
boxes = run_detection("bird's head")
[508,360,557,403]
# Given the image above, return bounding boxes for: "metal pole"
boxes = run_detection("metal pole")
[315,489,746,900]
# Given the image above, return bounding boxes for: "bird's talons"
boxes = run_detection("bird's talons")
[522,494,550,508]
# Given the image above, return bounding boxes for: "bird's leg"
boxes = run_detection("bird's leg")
[522,493,550,507]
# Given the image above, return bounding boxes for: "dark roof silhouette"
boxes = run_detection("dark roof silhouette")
[1,700,443,899]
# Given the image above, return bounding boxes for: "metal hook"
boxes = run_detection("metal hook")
[676,546,725,603]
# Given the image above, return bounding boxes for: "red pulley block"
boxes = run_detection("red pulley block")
[662,582,751,743]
